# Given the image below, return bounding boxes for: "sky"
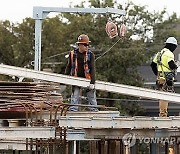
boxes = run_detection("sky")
[0,0,179,23]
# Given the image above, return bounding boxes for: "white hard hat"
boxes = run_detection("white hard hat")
[165,37,178,46]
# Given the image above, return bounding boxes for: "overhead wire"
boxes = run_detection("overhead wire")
[95,37,122,61]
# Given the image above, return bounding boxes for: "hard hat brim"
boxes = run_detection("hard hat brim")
[165,41,178,46]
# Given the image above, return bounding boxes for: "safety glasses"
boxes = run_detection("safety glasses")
[79,43,89,47]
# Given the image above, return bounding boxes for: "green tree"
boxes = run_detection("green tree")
[12,18,35,67]
[41,16,68,73]
[0,20,17,65]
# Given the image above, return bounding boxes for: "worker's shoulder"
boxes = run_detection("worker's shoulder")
[162,48,174,56]
[89,51,95,59]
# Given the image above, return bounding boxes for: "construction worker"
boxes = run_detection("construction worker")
[150,37,178,117]
[65,34,98,111]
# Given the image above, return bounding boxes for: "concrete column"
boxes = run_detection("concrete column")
[68,141,80,154]
[90,141,98,154]
[72,141,76,154]
[150,143,157,154]
[65,141,69,154]
[130,142,137,154]
[48,138,54,154]
[120,140,124,154]
[108,140,116,154]
[68,141,73,154]
[99,140,107,154]
[165,142,169,154]
[173,137,179,154]
[76,141,80,154]
[178,144,180,154]
[115,140,121,154]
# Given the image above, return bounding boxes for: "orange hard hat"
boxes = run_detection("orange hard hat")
[76,34,91,44]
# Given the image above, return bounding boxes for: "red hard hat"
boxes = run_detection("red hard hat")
[76,34,91,44]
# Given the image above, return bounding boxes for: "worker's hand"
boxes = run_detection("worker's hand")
[175,60,180,68]
[87,84,95,90]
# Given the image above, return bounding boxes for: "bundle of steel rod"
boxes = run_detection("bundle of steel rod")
[0,81,63,119]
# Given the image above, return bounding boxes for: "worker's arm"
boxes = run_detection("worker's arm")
[150,61,158,76]
[90,52,96,84]
[168,60,178,70]
[65,53,71,75]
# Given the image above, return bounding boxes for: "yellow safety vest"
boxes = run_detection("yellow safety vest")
[153,48,174,73]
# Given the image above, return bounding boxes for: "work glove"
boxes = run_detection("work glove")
[87,84,95,90]
[175,60,180,68]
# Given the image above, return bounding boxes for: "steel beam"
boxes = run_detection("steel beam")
[33,7,126,20]
[59,116,180,129]
[34,19,42,71]
[1,64,180,104]
[0,130,94,151]
[32,111,120,120]
[85,128,180,139]
[0,127,55,139]
[0,140,34,150]
[0,128,179,150]
[66,129,100,141]
[0,111,120,120]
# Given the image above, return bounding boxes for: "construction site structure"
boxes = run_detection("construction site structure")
[0,5,180,154]
[0,64,179,154]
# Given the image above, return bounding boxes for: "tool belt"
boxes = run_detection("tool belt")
[156,72,175,92]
